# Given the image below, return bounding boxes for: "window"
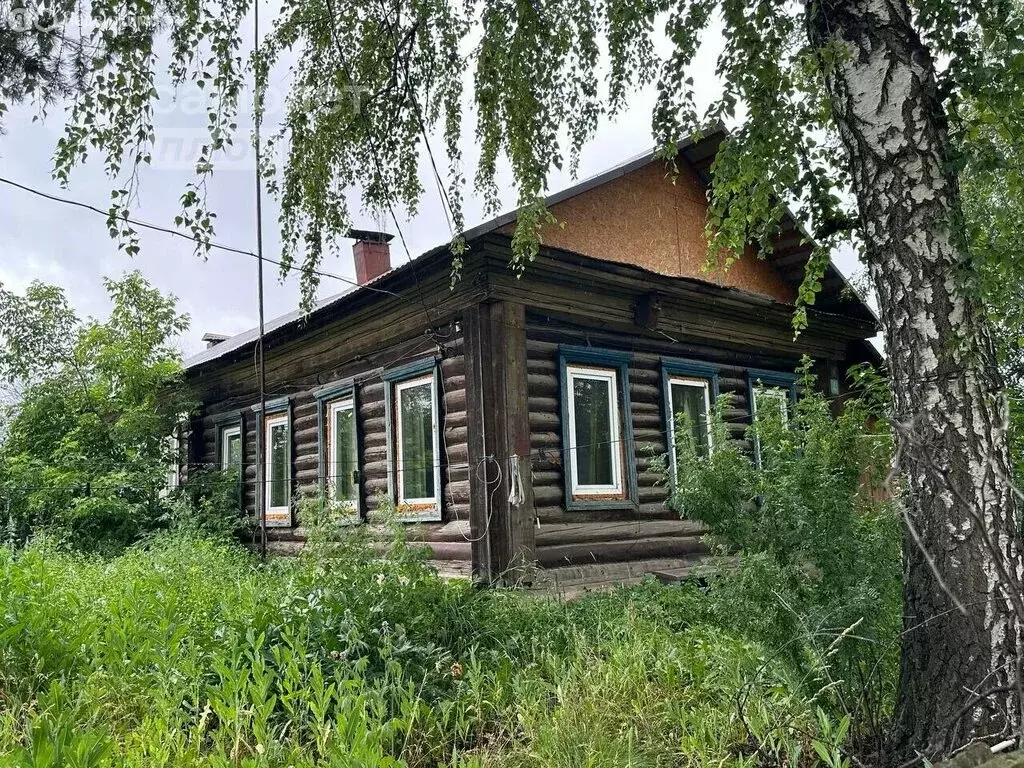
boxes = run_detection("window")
[264,413,291,522]
[220,424,242,471]
[558,346,637,510]
[747,369,797,467]
[165,432,180,492]
[566,365,623,495]
[752,387,791,424]
[668,376,712,462]
[327,398,358,510]
[394,374,441,511]
[661,358,718,481]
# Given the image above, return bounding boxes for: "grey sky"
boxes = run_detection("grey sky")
[0,18,865,359]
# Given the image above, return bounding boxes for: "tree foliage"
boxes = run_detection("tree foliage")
[0,272,195,550]
[0,0,1005,318]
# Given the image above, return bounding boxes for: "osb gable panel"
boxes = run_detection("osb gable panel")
[500,160,797,304]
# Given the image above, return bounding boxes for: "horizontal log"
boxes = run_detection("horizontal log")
[535,505,678,523]
[443,389,467,412]
[446,503,470,521]
[361,416,386,435]
[632,413,662,430]
[361,381,384,399]
[362,460,390,477]
[528,396,559,413]
[378,541,473,562]
[629,383,660,402]
[530,427,560,443]
[446,444,469,464]
[538,535,706,567]
[535,519,705,546]
[294,426,320,445]
[533,485,564,506]
[531,470,562,487]
[359,400,385,419]
[442,374,466,392]
[530,412,560,430]
[442,425,468,445]
[527,374,559,397]
[629,367,659,385]
[630,400,660,415]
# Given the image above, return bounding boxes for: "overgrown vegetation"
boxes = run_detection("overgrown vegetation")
[0,270,900,763]
[0,272,204,551]
[663,361,901,757]
[0,365,902,766]
[0,525,862,768]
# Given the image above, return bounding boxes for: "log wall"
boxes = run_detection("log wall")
[525,314,808,568]
[194,328,472,558]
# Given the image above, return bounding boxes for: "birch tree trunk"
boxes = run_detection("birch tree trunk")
[806,0,1024,757]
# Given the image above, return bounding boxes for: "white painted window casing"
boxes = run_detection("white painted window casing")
[667,376,713,478]
[327,398,358,513]
[565,364,623,496]
[264,414,291,521]
[394,374,442,513]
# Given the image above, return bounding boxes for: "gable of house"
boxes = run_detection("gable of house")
[499,156,797,304]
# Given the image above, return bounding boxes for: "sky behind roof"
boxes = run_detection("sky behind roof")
[0,13,864,359]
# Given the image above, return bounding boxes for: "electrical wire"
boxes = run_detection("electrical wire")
[0,175,402,297]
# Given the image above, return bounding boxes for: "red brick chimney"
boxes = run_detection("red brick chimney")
[350,229,394,285]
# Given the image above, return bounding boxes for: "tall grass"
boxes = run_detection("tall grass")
[0,531,846,767]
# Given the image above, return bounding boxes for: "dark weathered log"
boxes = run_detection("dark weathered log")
[527,373,559,397]
[537,535,706,567]
[535,519,705,546]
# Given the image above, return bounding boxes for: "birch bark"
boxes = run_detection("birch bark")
[806,0,1024,756]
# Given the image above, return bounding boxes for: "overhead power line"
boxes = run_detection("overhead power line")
[0,175,401,298]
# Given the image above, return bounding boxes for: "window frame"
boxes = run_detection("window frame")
[252,400,292,528]
[746,368,798,467]
[212,411,245,511]
[565,364,623,496]
[314,379,361,523]
[660,358,719,483]
[219,424,243,471]
[164,431,181,492]
[326,398,359,517]
[383,357,442,522]
[558,345,638,511]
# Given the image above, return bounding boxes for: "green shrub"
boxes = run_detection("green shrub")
[662,359,901,741]
[0,529,840,767]
[0,273,195,552]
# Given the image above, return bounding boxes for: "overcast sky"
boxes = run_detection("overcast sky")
[0,15,864,360]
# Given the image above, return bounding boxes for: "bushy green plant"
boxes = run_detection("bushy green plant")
[0,528,843,767]
[663,359,901,744]
[0,273,195,551]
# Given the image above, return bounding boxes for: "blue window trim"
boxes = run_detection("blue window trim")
[382,355,439,382]
[558,345,638,512]
[660,358,720,484]
[316,380,362,523]
[384,357,443,522]
[211,408,243,426]
[313,378,355,402]
[746,368,798,407]
[250,396,291,415]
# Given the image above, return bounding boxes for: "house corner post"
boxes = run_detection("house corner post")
[463,304,494,583]
[490,301,535,585]
[464,300,536,586]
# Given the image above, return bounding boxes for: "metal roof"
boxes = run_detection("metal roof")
[184,126,875,370]
[184,284,358,369]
